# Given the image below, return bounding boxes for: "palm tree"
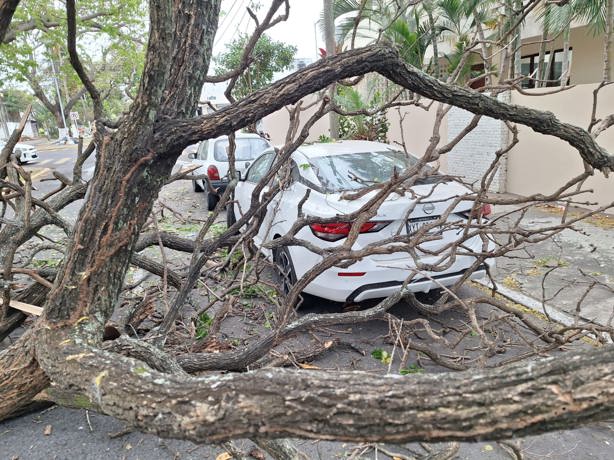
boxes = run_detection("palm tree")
[536,0,608,87]
[323,0,339,139]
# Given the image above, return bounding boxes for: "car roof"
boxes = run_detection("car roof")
[296,140,400,158]
[211,132,267,142]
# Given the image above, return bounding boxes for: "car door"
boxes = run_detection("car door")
[190,140,209,188]
[234,152,275,242]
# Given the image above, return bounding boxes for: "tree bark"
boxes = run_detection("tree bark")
[604,0,613,82]
[165,46,614,173]
[323,0,339,139]
[537,8,550,88]
[36,327,614,443]
[0,0,20,42]
[0,330,49,421]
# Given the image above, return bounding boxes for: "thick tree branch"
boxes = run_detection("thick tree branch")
[65,87,88,114]
[0,0,20,42]
[2,11,113,44]
[66,0,102,119]
[161,46,614,174]
[37,328,614,444]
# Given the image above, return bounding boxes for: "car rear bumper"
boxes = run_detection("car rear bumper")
[298,248,496,303]
[345,263,490,302]
[19,151,38,163]
[198,178,227,193]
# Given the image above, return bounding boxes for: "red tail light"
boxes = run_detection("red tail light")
[472,203,492,218]
[309,221,390,242]
[207,165,220,181]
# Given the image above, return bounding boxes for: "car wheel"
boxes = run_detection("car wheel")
[193,180,204,193]
[206,191,219,211]
[273,246,297,296]
[226,201,237,228]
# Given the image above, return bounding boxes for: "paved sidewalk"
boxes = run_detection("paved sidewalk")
[487,203,614,328]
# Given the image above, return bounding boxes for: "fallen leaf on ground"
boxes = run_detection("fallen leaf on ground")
[43,425,52,436]
[299,363,320,369]
[216,453,232,460]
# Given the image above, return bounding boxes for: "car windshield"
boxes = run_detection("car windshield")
[308,150,420,192]
[214,137,270,161]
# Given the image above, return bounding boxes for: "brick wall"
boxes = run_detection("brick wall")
[445,92,510,192]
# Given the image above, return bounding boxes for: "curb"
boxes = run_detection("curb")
[473,279,613,344]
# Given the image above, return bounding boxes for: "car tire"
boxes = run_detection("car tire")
[226,201,237,228]
[273,246,297,296]
[206,191,219,211]
[193,180,204,193]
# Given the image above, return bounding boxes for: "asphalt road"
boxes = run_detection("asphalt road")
[2,140,613,459]
[19,140,93,196]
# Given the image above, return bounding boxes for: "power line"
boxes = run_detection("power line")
[214,0,248,47]
[215,0,241,40]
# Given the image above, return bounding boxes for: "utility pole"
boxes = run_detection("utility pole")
[0,95,10,139]
[49,58,69,137]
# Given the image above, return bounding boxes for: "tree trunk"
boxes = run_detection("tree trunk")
[537,7,550,88]
[604,0,613,82]
[426,2,440,79]
[561,25,571,87]
[0,0,20,42]
[323,0,339,139]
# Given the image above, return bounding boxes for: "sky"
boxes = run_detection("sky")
[213,0,324,60]
[205,1,325,102]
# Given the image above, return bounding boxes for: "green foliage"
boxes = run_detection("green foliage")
[371,348,392,364]
[537,0,607,36]
[317,134,333,143]
[158,219,201,236]
[194,312,213,340]
[229,283,277,300]
[0,0,147,125]
[400,364,425,375]
[1,88,34,116]
[336,86,389,142]
[218,247,244,266]
[208,222,227,238]
[386,16,429,68]
[215,34,296,100]
[32,257,62,268]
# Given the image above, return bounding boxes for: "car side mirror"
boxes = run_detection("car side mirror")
[187,152,196,160]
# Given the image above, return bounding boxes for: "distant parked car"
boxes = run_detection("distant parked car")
[230,140,496,303]
[0,140,38,164]
[188,133,271,211]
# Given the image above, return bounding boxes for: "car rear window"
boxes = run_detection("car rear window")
[308,150,419,192]
[214,137,270,161]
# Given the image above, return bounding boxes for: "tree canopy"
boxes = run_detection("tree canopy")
[215,33,296,100]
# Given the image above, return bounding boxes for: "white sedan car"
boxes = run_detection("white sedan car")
[230,140,495,303]
[0,140,39,164]
[188,133,271,211]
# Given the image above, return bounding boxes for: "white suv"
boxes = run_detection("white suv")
[0,140,38,164]
[188,133,271,210]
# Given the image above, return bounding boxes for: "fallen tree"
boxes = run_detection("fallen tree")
[1,0,614,451]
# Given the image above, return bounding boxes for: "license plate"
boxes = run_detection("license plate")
[406,216,439,235]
